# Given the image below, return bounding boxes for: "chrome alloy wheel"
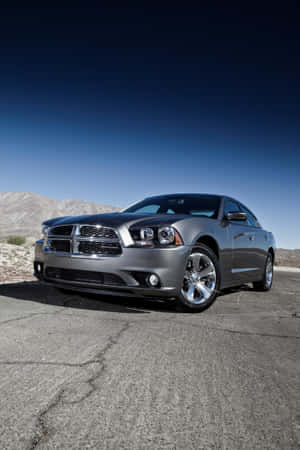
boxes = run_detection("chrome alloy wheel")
[181,252,217,305]
[265,256,273,288]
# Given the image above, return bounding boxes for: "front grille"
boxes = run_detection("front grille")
[45,267,126,286]
[48,240,71,253]
[78,241,122,256]
[80,225,118,239]
[49,225,73,236]
[45,223,122,257]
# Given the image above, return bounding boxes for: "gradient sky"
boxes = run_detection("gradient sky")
[0,7,299,248]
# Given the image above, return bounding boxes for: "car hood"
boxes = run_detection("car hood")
[43,212,189,229]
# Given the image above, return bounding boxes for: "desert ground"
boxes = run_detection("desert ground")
[0,242,35,284]
[275,249,300,268]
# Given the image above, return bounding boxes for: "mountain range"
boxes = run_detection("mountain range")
[0,192,120,237]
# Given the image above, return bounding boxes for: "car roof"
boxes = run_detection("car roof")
[147,193,223,199]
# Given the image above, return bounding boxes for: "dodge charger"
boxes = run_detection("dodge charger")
[34,194,275,311]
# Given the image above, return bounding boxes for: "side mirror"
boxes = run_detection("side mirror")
[226,211,248,222]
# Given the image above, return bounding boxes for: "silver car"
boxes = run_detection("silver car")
[34,193,275,311]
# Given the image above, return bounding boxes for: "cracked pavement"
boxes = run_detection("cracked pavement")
[0,272,299,449]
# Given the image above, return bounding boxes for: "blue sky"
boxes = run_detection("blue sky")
[0,7,299,248]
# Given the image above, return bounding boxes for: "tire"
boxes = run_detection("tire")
[253,252,274,291]
[177,244,220,312]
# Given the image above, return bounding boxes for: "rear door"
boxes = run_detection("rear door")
[223,199,257,282]
[238,203,266,277]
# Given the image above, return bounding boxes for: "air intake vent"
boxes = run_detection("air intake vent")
[45,267,126,285]
[78,241,122,256]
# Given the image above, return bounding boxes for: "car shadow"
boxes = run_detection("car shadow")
[218,283,253,297]
[0,281,180,314]
[0,280,253,315]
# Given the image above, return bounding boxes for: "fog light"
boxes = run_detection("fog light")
[34,262,43,276]
[148,274,159,287]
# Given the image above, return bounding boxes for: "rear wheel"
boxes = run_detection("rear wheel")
[253,253,273,291]
[177,244,220,312]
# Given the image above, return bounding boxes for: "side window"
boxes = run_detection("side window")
[135,204,160,214]
[223,199,240,216]
[239,204,259,227]
[223,199,249,225]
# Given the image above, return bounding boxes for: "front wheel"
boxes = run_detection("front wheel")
[177,244,220,312]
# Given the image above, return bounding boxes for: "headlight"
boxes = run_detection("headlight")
[140,227,154,241]
[130,226,183,247]
[158,226,183,245]
[158,226,175,245]
[41,225,49,238]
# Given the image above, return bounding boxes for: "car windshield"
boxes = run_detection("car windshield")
[123,195,221,218]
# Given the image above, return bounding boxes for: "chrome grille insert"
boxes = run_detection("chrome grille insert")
[79,225,118,239]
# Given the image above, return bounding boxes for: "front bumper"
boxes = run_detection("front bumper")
[34,240,190,298]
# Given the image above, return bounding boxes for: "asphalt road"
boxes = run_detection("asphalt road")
[0,272,299,449]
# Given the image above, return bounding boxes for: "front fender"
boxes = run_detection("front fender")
[174,217,222,246]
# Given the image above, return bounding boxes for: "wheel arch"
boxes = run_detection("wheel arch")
[268,247,275,262]
[195,235,219,259]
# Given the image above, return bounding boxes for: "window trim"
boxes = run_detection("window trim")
[238,202,261,228]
